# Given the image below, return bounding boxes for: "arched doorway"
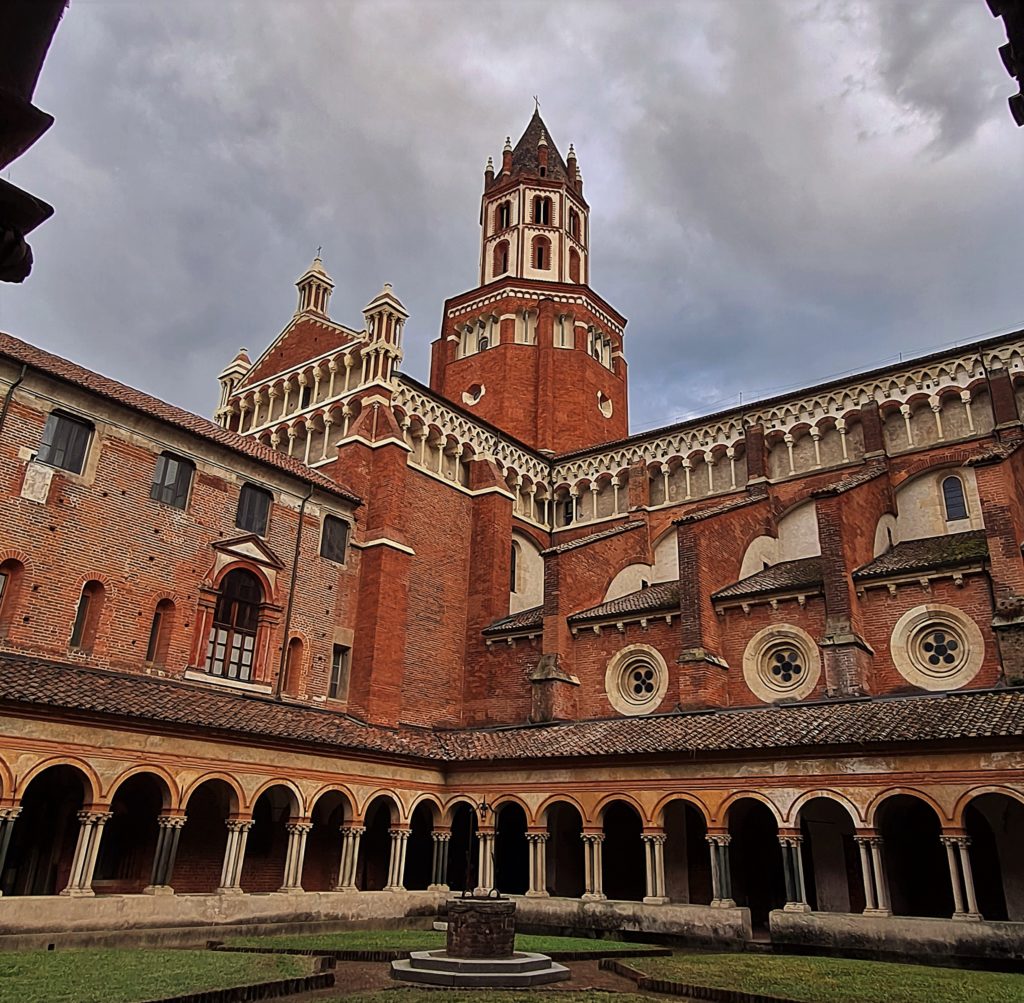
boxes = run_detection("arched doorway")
[175,778,236,893]
[404,802,436,891]
[446,803,477,893]
[93,773,169,894]
[494,802,528,895]
[965,793,1024,921]
[4,765,89,895]
[797,797,864,913]
[543,801,583,898]
[662,800,712,904]
[877,795,952,918]
[728,799,785,928]
[240,785,296,892]
[602,800,645,901]
[303,790,351,892]
[358,796,397,891]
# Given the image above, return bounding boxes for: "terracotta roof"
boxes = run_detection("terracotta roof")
[675,493,761,526]
[543,520,644,556]
[811,463,887,497]
[966,437,1024,466]
[1,653,1023,763]
[0,331,361,506]
[853,532,988,582]
[483,605,543,636]
[507,110,570,183]
[712,557,824,602]
[444,688,1024,760]
[569,582,679,624]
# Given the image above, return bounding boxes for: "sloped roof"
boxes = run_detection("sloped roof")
[0,331,360,505]
[853,532,988,582]
[569,582,680,624]
[508,110,570,183]
[542,520,645,556]
[1,654,1022,762]
[483,605,543,636]
[712,557,824,602]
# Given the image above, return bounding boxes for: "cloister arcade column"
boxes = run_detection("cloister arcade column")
[428,829,451,890]
[217,819,253,894]
[706,832,735,907]
[581,832,605,900]
[335,825,364,891]
[642,832,669,904]
[384,827,410,892]
[60,810,112,897]
[145,813,186,893]
[525,831,549,897]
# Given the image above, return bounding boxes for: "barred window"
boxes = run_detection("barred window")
[150,453,194,509]
[37,412,91,474]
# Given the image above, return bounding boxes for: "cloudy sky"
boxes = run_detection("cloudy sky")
[1,0,1022,435]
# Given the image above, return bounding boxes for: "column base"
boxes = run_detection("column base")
[215,886,245,896]
[524,890,550,898]
[643,896,670,905]
[427,883,450,892]
[783,902,812,913]
[953,911,984,922]
[59,887,95,897]
[863,906,891,917]
[278,885,304,894]
[385,884,407,893]
[333,884,358,893]
[142,884,175,896]
[581,892,607,901]
[710,897,736,909]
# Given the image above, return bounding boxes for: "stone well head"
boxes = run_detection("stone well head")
[446,897,516,959]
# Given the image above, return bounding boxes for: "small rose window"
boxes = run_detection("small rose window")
[919,629,962,669]
[605,645,669,716]
[770,647,803,684]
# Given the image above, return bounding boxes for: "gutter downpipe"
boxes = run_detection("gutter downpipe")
[0,364,28,438]
[276,481,315,699]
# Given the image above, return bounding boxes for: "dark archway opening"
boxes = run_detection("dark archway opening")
[240,785,294,893]
[93,773,166,894]
[495,803,529,895]
[798,798,864,913]
[4,765,87,895]
[175,779,233,893]
[358,797,395,891]
[663,801,711,904]
[303,791,350,892]
[546,802,584,898]
[602,801,645,902]
[966,794,1024,921]
[728,799,785,929]
[446,803,477,893]
[878,795,952,918]
[405,803,436,891]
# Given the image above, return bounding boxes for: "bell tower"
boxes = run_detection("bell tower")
[429,110,628,455]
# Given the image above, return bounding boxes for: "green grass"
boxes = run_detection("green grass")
[634,952,1024,1003]
[345,994,652,1002]
[0,948,310,1003]
[224,928,654,953]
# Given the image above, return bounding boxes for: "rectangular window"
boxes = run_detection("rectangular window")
[320,515,350,564]
[236,483,272,535]
[150,453,194,509]
[328,644,351,700]
[37,412,92,474]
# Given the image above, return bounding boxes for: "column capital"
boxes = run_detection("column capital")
[286,822,313,835]
[431,831,452,843]
[0,806,21,822]
[77,810,113,825]
[580,832,605,845]
[706,833,732,847]
[340,825,366,836]
[641,833,667,845]
[388,826,411,838]
[853,834,882,847]
[157,814,188,830]
[940,834,971,847]
[225,819,254,834]
[525,832,550,844]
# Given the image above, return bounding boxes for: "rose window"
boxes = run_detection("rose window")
[758,639,813,695]
[630,664,656,698]
[770,648,803,684]
[606,647,669,715]
[919,630,962,669]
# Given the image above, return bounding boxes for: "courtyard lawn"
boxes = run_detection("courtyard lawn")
[634,952,1024,1003]
[224,928,655,954]
[345,994,652,1002]
[0,948,310,1003]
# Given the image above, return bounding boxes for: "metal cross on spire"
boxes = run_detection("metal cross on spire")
[533,95,540,113]
[316,245,322,258]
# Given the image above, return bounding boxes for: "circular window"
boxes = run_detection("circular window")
[605,644,669,716]
[743,625,821,703]
[891,604,983,691]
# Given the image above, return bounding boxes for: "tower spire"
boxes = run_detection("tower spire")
[295,252,334,317]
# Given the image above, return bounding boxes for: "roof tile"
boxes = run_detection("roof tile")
[852,531,988,581]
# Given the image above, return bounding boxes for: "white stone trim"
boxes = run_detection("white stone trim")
[183,670,273,695]
[742,624,821,704]
[890,603,984,691]
[353,538,416,556]
[605,644,669,717]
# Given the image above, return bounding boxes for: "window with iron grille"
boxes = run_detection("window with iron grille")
[236,483,272,535]
[150,453,194,509]
[37,412,92,474]
[320,515,350,564]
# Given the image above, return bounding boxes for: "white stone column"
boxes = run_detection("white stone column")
[60,810,112,897]
[384,828,410,891]
[475,830,495,895]
[642,833,669,904]
[334,825,364,891]
[145,813,187,893]
[280,821,313,892]
[943,835,982,921]
[855,836,877,912]
[581,833,606,900]
[707,834,735,908]
[780,835,810,912]
[0,807,22,894]
[321,416,334,460]
[302,419,315,465]
[217,819,253,894]
[525,832,549,897]
[428,831,451,891]
[855,835,891,916]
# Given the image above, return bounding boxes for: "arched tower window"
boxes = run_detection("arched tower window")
[207,569,262,682]
[493,240,510,276]
[569,248,581,283]
[510,541,520,594]
[568,209,580,239]
[533,196,552,225]
[533,235,551,271]
[942,476,968,522]
[70,580,105,652]
[497,201,511,230]
[283,636,304,695]
[0,559,25,638]
[145,598,175,665]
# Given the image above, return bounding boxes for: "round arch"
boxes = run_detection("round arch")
[308,784,357,820]
[181,772,243,815]
[247,778,304,817]
[789,789,862,827]
[653,792,712,828]
[106,765,177,811]
[358,789,404,824]
[491,793,533,826]
[866,787,949,829]
[953,785,1024,826]
[719,791,785,827]
[537,793,588,826]
[594,792,649,826]
[16,756,101,805]
[440,794,479,828]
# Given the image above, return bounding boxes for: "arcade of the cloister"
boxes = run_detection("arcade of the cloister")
[1,743,1021,936]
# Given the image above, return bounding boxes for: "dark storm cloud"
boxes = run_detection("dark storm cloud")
[1,0,1022,438]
